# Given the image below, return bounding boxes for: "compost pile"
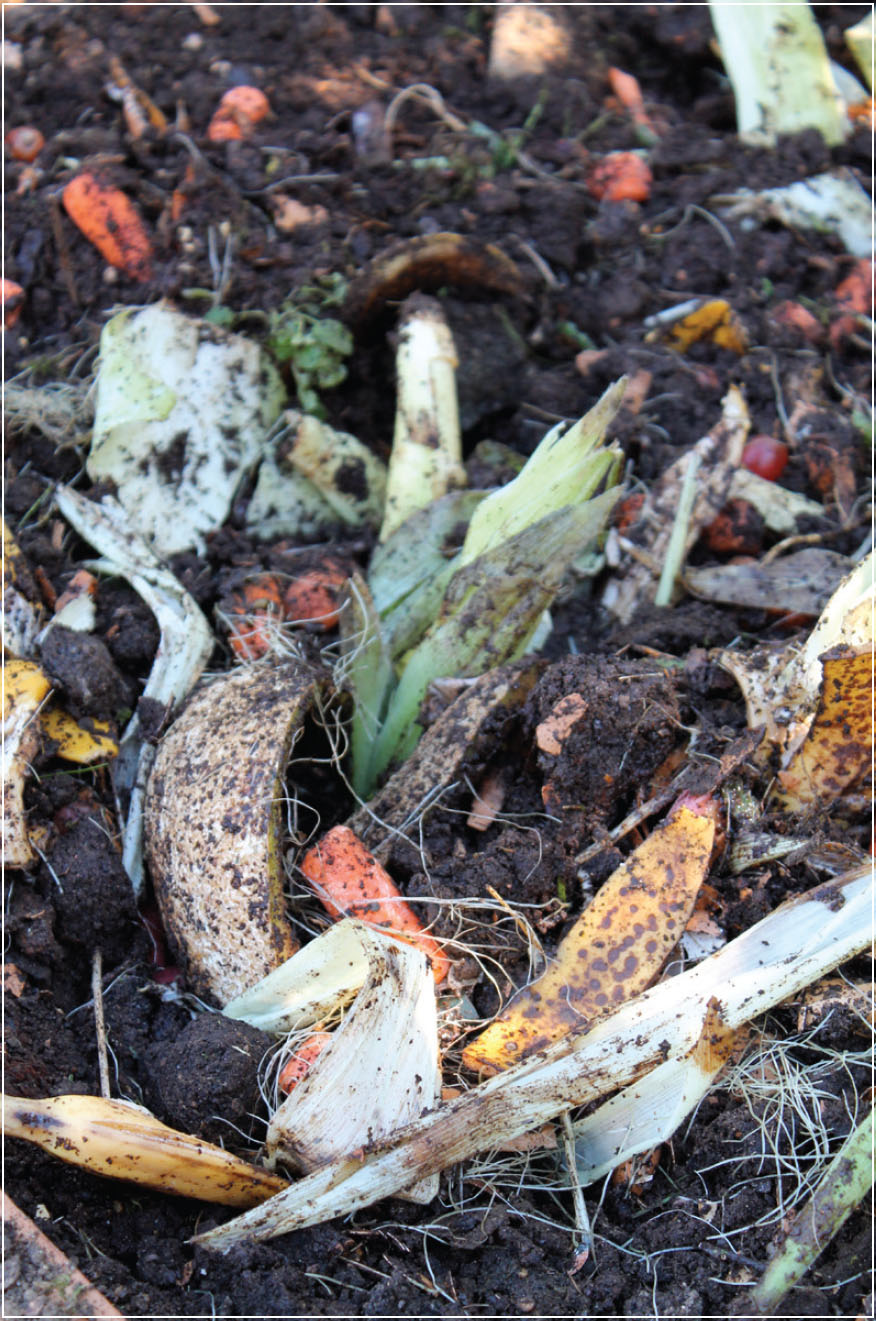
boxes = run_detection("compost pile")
[3,5,873,1318]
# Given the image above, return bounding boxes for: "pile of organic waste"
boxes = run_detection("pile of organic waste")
[4,4,873,1317]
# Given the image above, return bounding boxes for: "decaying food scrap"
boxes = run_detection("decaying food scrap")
[144,661,337,1004]
[299,825,450,983]
[3,1094,287,1208]
[462,791,721,1074]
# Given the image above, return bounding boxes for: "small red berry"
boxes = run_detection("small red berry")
[741,435,788,482]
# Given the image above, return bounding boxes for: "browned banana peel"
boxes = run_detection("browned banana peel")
[771,644,873,810]
[3,1094,287,1208]
[718,551,874,808]
[462,791,720,1075]
[345,232,524,328]
[145,661,335,1004]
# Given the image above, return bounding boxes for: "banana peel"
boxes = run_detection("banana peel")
[40,707,119,764]
[462,791,720,1075]
[144,661,336,1004]
[772,644,873,810]
[3,1093,288,1207]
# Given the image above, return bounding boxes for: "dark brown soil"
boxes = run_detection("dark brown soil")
[4,4,872,1318]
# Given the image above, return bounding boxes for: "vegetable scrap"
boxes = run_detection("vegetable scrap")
[2,659,52,867]
[262,922,440,1202]
[646,298,748,355]
[461,791,721,1075]
[741,434,789,481]
[198,865,872,1247]
[85,302,285,556]
[2,517,44,656]
[1,278,25,330]
[300,825,449,983]
[587,151,652,203]
[772,645,873,810]
[61,173,153,281]
[207,85,271,142]
[5,125,44,161]
[277,1032,332,1094]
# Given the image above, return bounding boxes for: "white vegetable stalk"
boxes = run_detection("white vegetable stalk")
[709,2,849,146]
[226,919,441,1203]
[379,295,465,542]
[198,863,872,1249]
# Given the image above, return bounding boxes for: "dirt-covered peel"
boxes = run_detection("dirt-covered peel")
[3,1094,288,1208]
[461,791,720,1075]
[87,301,285,556]
[144,661,333,1004]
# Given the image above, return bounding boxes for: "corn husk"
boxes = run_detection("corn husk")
[197,863,872,1248]
[565,998,743,1187]
[233,921,440,1202]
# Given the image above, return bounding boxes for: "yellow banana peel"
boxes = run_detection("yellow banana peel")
[462,792,719,1075]
[3,1093,288,1208]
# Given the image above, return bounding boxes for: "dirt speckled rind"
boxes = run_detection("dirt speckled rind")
[145,661,330,1004]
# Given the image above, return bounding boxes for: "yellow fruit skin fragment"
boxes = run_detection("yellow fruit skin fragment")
[2,659,51,718]
[772,645,874,810]
[39,707,119,764]
[3,1093,288,1208]
[462,795,718,1076]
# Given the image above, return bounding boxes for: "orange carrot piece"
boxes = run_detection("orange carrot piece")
[1,279,24,329]
[588,152,652,203]
[5,126,44,162]
[54,568,98,614]
[207,86,270,142]
[607,66,653,133]
[282,567,347,632]
[61,173,153,282]
[277,1031,332,1094]
[300,825,449,983]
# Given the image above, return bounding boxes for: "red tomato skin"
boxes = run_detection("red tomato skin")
[742,436,788,481]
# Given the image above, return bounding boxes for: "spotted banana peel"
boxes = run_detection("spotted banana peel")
[462,790,721,1075]
[3,1094,288,1208]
